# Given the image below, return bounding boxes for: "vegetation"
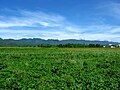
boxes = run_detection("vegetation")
[0,38,119,47]
[37,43,103,48]
[0,47,120,90]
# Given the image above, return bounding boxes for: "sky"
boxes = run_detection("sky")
[0,0,120,42]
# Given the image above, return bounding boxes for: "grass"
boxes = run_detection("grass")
[0,47,120,90]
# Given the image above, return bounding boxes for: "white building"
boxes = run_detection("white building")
[118,44,120,47]
[109,44,116,48]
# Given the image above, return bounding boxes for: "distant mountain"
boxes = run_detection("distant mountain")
[0,38,119,47]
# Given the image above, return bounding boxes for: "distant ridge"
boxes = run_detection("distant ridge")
[0,38,119,46]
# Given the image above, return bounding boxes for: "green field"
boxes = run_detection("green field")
[0,47,120,90]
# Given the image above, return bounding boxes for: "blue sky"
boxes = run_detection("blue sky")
[0,0,120,42]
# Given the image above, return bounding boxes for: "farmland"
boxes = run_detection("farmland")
[0,47,120,90]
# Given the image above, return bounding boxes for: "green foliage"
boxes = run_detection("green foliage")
[0,47,120,90]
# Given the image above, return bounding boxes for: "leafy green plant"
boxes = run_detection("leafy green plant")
[0,47,120,90]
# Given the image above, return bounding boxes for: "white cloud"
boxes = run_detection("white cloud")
[109,27,120,34]
[1,29,119,42]
[0,10,66,28]
[0,10,120,42]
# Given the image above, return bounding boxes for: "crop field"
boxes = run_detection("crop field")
[0,47,120,90]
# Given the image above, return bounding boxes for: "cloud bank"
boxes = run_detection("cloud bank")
[0,9,120,42]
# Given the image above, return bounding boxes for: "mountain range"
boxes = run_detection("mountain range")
[0,38,119,47]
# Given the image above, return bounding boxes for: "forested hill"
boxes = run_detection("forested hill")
[0,38,119,47]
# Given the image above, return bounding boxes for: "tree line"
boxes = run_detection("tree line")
[36,43,103,48]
